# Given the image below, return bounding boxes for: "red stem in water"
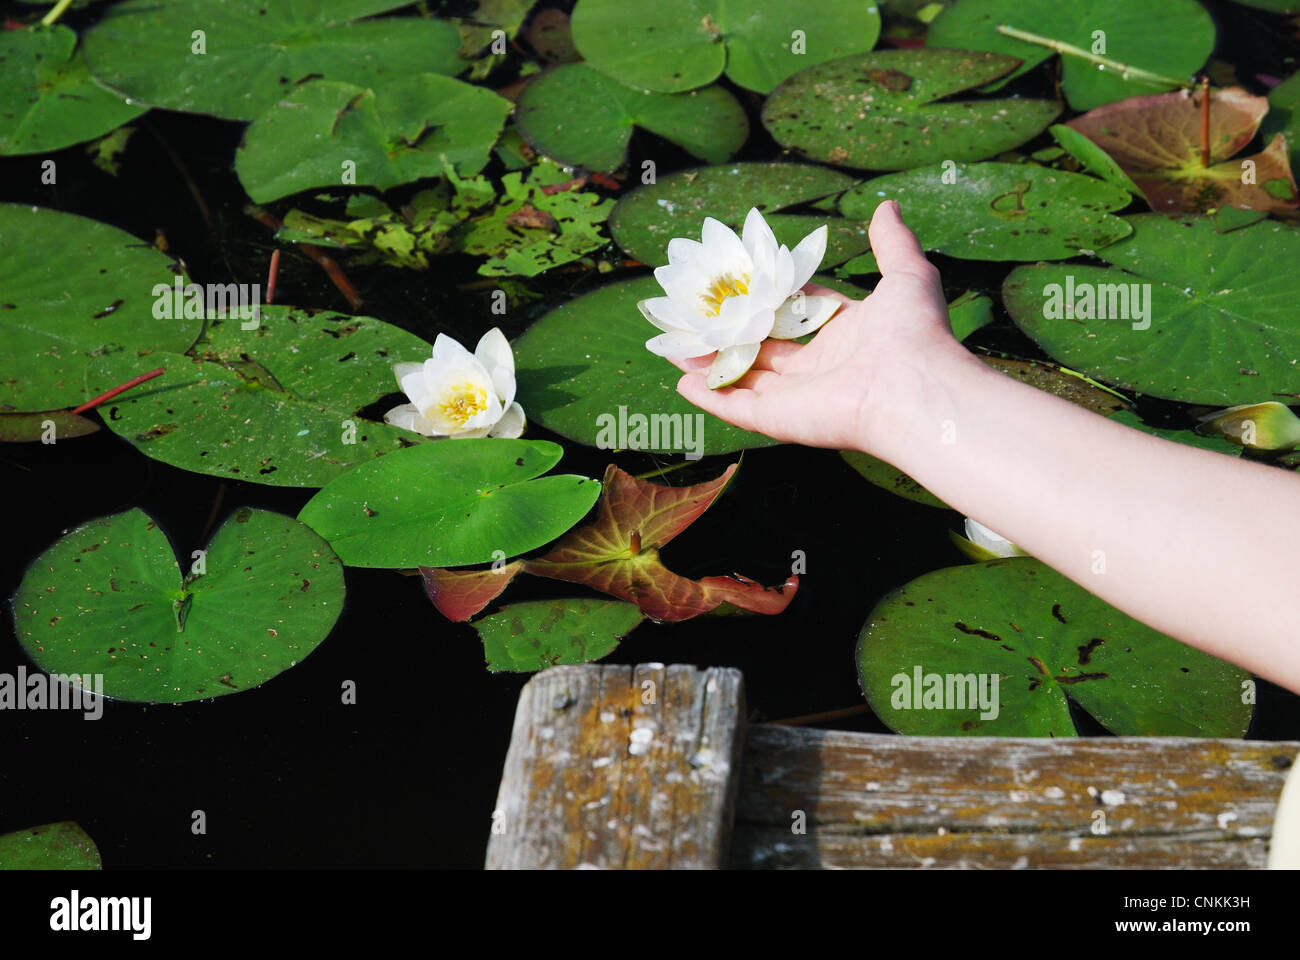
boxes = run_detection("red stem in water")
[71,367,165,415]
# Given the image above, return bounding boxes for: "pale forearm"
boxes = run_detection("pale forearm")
[873,340,1300,692]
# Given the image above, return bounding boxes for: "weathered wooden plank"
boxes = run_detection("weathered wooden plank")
[731,725,1300,869]
[486,663,745,869]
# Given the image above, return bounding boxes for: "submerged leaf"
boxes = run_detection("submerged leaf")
[523,463,799,622]
[1065,88,1299,214]
[475,597,644,672]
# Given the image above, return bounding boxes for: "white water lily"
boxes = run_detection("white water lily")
[637,207,841,389]
[962,518,1027,559]
[384,327,525,439]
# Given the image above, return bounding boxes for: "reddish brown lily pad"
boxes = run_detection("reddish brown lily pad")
[1066,87,1299,214]
[420,462,799,623]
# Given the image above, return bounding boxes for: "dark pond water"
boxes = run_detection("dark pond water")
[3,0,1299,868]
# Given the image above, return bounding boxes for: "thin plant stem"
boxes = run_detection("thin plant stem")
[71,367,165,414]
[995,24,1194,91]
[40,0,75,26]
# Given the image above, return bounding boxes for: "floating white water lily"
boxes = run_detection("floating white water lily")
[384,328,525,439]
[957,518,1028,561]
[637,208,840,389]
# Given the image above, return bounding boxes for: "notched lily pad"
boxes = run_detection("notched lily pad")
[839,162,1133,265]
[515,64,748,172]
[857,559,1252,737]
[1003,214,1300,405]
[609,162,867,267]
[12,506,345,703]
[91,306,437,487]
[763,48,1060,171]
[475,597,644,672]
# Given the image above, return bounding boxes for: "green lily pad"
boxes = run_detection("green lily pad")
[12,506,345,703]
[947,291,995,342]
[235,76,511,202]
[91,307,436,488]
[515,64,748,172]
[609,162,867,267]
[1002,214,1300,405]
[762,48,1060,171]
[476,597,644,672]
[570,0,881,94]
[512,275,780,455]
[82,0,465,121]
[1049,124,1145,198]
[857,558,1252,737]
[926,0,1216,111]
[839,162,1133,262]
[840,449,947,508]
[297,439,601,568]
[0,25,145,156]
[0,204,199,413]
[0,822,102,870]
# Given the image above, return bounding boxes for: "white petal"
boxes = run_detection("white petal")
[450,424,493,439]
[489,402,527,439]
[666,237,704,265]
[393,361,424,389]
[458,391,503,433]
[964,518,1025,558]
[646,331,716,358]
[475,327,514,377]
[384,403,439,436]
[789,224,828,291]
[770,295,841,339]
[399,368,430,406]
[707,342,762,389]
[492,363,516,410]
[741,208,778,260]
[638,297,695,333]
[700,217,752,274]
[700,293,772,348]
[431,332,477,367]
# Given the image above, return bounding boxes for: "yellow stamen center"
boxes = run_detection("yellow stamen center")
[428,382,488,428]
[700,272,750,317]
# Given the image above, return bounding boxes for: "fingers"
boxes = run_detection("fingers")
[675,372,765,434]
[868,200,938,282]
[666,339,804,377]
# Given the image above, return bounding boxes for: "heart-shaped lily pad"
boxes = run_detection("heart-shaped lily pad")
[857,558,1252,737]
[0,204,199,413]
[514,64,748,173]
[1002,214,1300,405]
[609,162,867,267]
[236,76,511,202]
[926,0,1216,111]
[91,307,436,487]
[297,439,601,568]
[512,275,779,455]
[570,0,881,94]
[82,0,465,121]
[0,822,102,870]
[12,506,345,703]
[1065,88,1298,214]
[476,597,644,672]
[838,162,1133,264]
[762,48,1061,171]
[0,25,145,156]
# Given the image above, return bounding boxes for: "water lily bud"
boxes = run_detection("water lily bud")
[1197,401,1300,450]
[637,207,840,389]
[384,327,526,439]
[952,517,1028,561]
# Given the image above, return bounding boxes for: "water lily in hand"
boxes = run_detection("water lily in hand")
[384,328,525,439]
[638,208,840,389]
